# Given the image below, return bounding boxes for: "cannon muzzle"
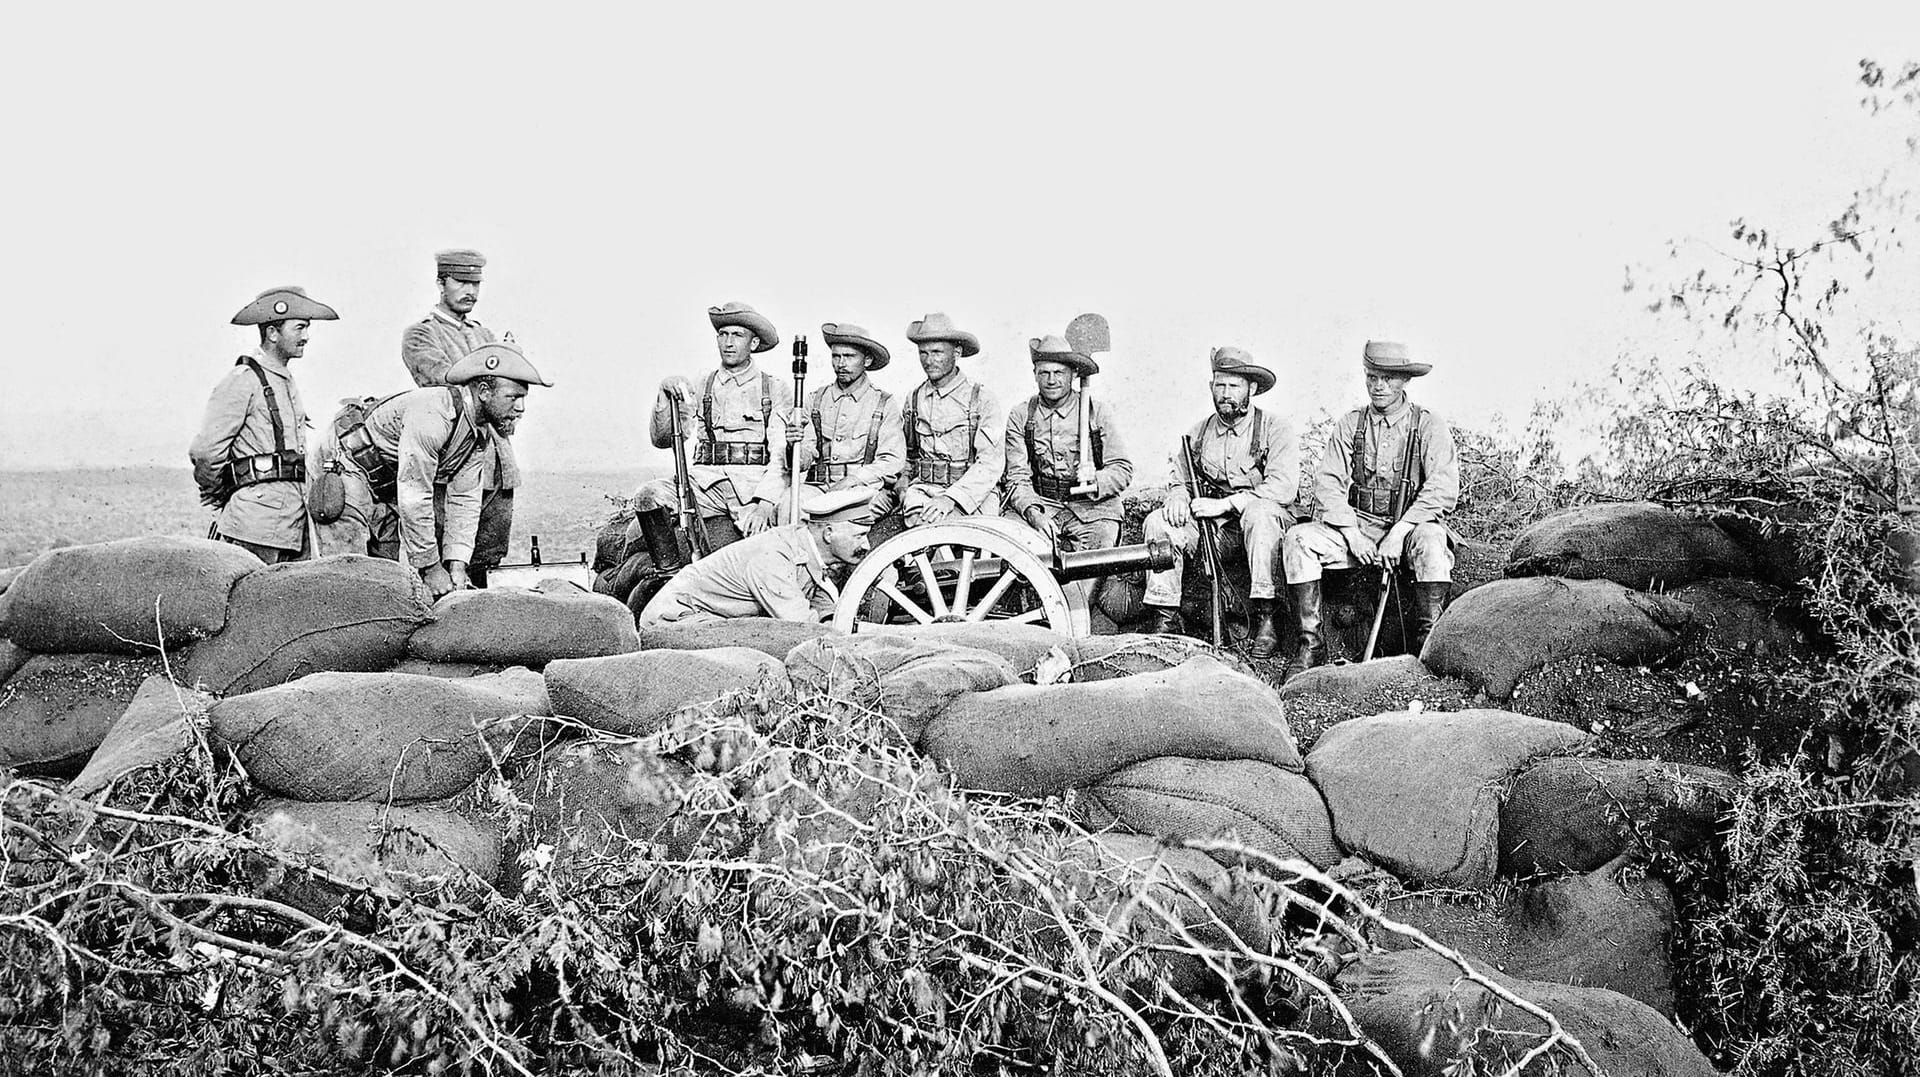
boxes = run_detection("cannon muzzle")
[1052,539,1175,582]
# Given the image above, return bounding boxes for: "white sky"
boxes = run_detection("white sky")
[2,2,1916,476]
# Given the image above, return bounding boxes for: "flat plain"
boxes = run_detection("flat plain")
[0,467,657,568]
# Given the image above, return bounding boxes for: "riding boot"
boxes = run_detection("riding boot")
[636,507,688,575]
[1145,604,1185,636]
[1408,581,1451,657]
[1248,597,1281,659]
[1287,581,1325,678]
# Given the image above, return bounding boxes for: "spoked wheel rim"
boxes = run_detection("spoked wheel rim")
[831,518,1088,636]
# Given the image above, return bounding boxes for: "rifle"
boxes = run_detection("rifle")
[1182,434,1226,648]
[1066,314,1110,497]
[1361,418,1423,662]
[668,395,711,561]
[790,335,809,524]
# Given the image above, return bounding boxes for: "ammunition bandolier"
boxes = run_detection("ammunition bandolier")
[902,381,983,486]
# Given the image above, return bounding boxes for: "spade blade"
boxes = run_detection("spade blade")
[1065,313,1110,355]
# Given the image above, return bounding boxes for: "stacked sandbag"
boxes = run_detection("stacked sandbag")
[0,640,31,685]
[1500,757,1736,876]
[408,588,639,668]
[784,634,1017,743]
[1305,709,1590,889]
[1668,577,1816,659]
[387,659,506,679]
[1080,758,1342,870]
[211,669,551,803]
[922,656,1301,798]
[1067,633,1249,682]
[245,797,501,916]
[183,556,434,696]
[1505,501,1751,590]
[1382,858,1679,1014]
[1,653,165,775]
[868,622,1074,677]
[0,537,259,654]
[1421,577,1691,699]
[68,676,213,797]
[637,617,835,659]
[1335,948,1716,1077]
[1277,655,1474,745]
[509,740,709,879]
[546,648,785,737]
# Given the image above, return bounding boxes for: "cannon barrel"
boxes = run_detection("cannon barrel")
[1052,538,1175,582]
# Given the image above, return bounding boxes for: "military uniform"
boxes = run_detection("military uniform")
[794,322,903,507]
[1141,348,1299,652]
[1282,341,1458,669]
[1003,336,1134,553]
[188,286,337,563]
[896,313,1005,522]
[637,488,873,625]
[402,249,515,581]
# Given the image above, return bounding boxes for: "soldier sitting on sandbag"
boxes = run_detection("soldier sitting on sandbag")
[1282,341,1459,674]
[1139,346,1301,656]
[309,342,552,600]
[639,489,874,625]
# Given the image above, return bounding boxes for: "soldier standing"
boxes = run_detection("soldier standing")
[638,488,875,625]
[311,342,552,600]
[189,286,337,563]
[893,312,1004,527]
[1140,346,1300,656]
[632,302,794,566]
[1004,334,1134,553]
[400,249,517,586]
[793,322,904,504]
[1282,341,1459,672]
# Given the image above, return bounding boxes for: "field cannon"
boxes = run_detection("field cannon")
[832,516,1173,637]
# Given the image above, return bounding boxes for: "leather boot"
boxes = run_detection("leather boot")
[1287,581,1325,678]
[1145,604,1185,636]
[1248,597,1281,659]
[636,507,688,575]
[1407,581,1451,657]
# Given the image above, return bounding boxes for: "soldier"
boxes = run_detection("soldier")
[638,488,874,625]
[1140,346,1300,656]
[310,342,552,600]
[1282,341,1459,672]
[189,286,337,563]
[400,249,517,586]
[893,312,1004,527]
[1004,334,1135,561]
[793,322,904,504]
[631,302,794,570]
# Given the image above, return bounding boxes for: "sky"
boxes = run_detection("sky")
[1,2,1917,480]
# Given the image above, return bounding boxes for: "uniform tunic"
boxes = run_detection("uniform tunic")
[311,387,487,570]
[638,523,836,624]
[642,363,793,527]
[401,307,517,490]
[1282,398,1459,583]
[793,375,904,491]
[188,350,310,552]
[1003,392,1134,534]
[899,372,1004,516]
[1143,408,1298,603]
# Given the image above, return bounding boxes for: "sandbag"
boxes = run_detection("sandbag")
[637,617,835,659]
[1082,757,1343,870]
[0,564,24,594]
[1421,577,1691,699]
[1,536,260,654]
[510,740,709,880]
[546,648,785,737]
[0,653,165,775]
[1335,948,1716,1077]
[870,622,1076,678]
[921,656,1301,798]
[211,669,551,803]
[1278,655,1474,746]
[1067,633,1250,682]
[1305,709,1590,889]
[408,587,639,667]
[785,635,1018,744]
[1505,501,1751,590]
[182,556,434,696]
[387,658,506,679]
[1501,757,1736,876]
[246,797,502,915]
[0,641,28,685]
[1669,577,1816,659]
[1383,858,1679,1014]
[68,676,211,798]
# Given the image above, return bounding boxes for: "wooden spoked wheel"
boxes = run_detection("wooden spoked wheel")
[831,517,1088,636]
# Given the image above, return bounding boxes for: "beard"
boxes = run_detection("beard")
[1215,399,1249,422]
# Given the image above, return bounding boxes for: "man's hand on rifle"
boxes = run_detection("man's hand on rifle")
[920,495,961,524]
[1163,490,1192,530]
[741,499,779,535]
[1377,522,1413,568]
[1341,525,1382,567]
[659,375,693,403]
[1191,496,1232,520]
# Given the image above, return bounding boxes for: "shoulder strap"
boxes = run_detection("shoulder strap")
[1249,407,1269,471]
[237,357,287,456]
[863,390,892,465]
[1348,408,1369,485]
[1089,397,1105,471]
[966,383,982,463]
[701,370,719,442]
[760,372,773,425]
[810,385,827,462]
[1023,398,1041,478]
[439,386,484,477]
[903,383,924,461]
[1407,403,1426,489]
